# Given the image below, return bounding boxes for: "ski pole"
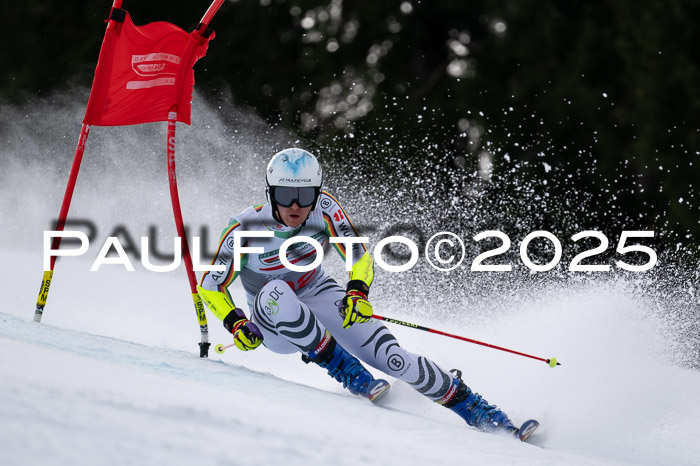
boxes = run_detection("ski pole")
[214,342,236,354]
[372,314,561,368]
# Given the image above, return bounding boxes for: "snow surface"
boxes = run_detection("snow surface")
[2,97,700,465]
[2,249,700,465]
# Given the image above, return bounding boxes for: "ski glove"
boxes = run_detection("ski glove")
[339,280,373,328]
[223,308,263,351]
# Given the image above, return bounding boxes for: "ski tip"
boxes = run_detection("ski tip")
[367,380,391,404]
[518,419,540,442]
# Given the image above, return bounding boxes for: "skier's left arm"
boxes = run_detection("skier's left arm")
[320,191,375,328]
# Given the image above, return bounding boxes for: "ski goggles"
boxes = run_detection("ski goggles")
[271,186,320,208]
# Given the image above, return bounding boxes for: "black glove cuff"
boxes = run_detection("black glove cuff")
[223,308,246,333]
[346,280,370,296]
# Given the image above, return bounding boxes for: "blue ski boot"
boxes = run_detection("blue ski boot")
[305,331,390,403]
[441,371,517,436]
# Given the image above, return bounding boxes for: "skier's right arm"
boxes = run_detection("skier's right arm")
[198,221,262,351]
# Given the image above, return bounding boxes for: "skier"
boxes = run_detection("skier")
[199,148,520,436]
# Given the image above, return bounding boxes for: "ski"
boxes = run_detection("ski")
[367,380,391,403]
[516,419,540,442]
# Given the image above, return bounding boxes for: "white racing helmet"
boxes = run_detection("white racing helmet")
[266,148,323,212]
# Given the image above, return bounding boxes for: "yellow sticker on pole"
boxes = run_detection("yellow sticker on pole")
[192,292,207,327]
[37,270,54,307]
